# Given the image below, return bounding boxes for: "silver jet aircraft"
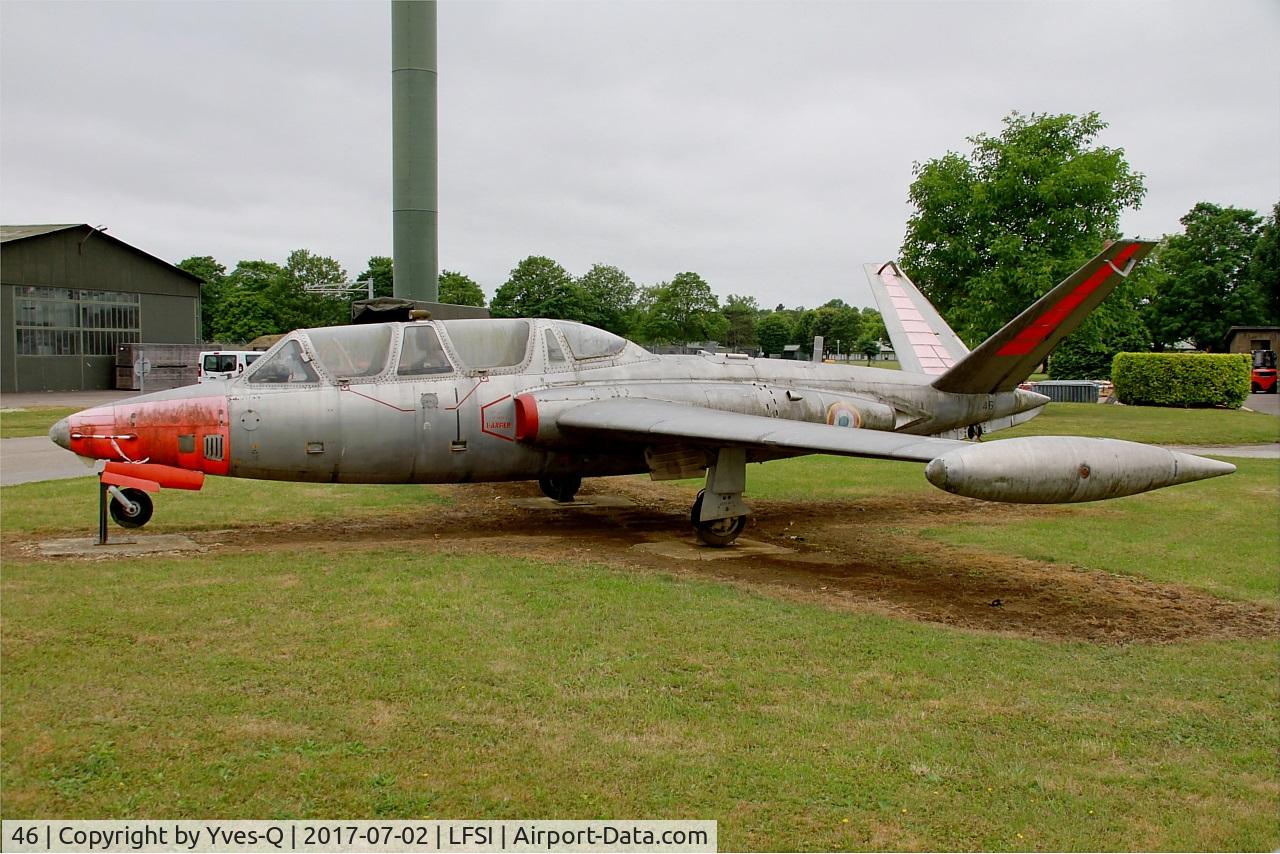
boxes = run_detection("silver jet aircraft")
[51,240,1233,546]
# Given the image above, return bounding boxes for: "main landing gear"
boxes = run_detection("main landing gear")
[691,490,747,546]
[539,474,582,503]
[690,447,750,547]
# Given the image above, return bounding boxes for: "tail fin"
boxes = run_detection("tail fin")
[930,240,1155,394]
[864,261,969,377]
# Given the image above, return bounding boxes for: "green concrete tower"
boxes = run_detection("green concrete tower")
[391,0,438,301]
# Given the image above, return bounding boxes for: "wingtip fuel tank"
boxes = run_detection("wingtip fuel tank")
[924,436,1236,504]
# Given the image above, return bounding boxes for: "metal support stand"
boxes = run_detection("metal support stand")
[97,479,109,545]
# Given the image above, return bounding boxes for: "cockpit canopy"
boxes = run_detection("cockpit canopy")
[548,320,628,360]
[242,318,648,385]
[439,319,531,370]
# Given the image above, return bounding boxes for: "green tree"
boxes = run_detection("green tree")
[900,111,1147,361]
[575,264,637,334]
[211,285,278,343]
[861,308,887,344]
[439,270,487,307]
[858,336,881,364]
[1049,299,1151,377]
[280,249,349,329]
[357,256,394,299]
[1143,202,1264,351]
[807,304,863,356]
[208,260,285,343]
[636,272,728,344]
[178,255,227,342]
[491,256,582,319]
[721,294,759,350]
[1245,202,1280,325]
[756,312,792,356]
[201,251,350,342]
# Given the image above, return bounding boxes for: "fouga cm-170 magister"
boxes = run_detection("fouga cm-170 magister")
[51,240,1233,546]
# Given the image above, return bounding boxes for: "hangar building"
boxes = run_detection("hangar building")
[1,224,202,393]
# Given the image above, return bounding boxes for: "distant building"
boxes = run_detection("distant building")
[1225,326,1279,355]
[1,224,202,392]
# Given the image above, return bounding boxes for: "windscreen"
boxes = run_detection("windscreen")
[245,340,319,384]
[439,320,530,370]
[306,325,392,379]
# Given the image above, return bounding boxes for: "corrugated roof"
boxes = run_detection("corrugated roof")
[0,224,83,243]
[0,223,203,284]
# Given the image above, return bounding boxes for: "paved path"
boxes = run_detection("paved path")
[1164,443,1280,459]
[1,436,96,486]
[1,390,135,410]
[1243,392,1280,417]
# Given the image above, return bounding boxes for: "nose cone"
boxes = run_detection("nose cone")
[1170,451,1236,485]
[49,417,72,451]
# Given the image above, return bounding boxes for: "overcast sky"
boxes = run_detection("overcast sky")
[2,0,1277,309]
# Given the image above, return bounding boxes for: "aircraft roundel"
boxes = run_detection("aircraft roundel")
[826,401,862,429]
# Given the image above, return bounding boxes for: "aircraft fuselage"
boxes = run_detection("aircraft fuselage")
[54,318,1044,486]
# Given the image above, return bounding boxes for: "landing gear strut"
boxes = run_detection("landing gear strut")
[690,447,750,547]
[539,474,582,503]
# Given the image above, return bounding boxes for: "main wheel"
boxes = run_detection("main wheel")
[109,487,154,529]
[539,475,582,502]
[690,489,747,547]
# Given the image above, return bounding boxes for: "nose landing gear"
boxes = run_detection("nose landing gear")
[97,480,156,545]
[107,487,154,529]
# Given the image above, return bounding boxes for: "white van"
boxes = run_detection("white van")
[198,350,263,383]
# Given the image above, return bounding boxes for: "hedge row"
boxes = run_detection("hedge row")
[1111,352,1251,408]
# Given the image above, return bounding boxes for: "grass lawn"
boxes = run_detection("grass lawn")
[1,398,1277,849]
[0,548,1274,850]
[1001,402,1278,445]
[923,458,1278,603]
[0,407,78,439]
[0,477,450,537]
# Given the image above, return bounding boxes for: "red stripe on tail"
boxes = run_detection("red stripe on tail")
[996,244,1141,357]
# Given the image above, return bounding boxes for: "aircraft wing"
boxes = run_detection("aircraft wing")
[556,398,967,462]
[552,398,1234,504]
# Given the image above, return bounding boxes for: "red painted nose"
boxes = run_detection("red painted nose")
[60,394,231,476]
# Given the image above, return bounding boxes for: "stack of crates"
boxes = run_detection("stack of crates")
[115,343,201,391]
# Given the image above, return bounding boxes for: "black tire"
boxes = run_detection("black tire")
[1252,383,1261,393]
[109,488,154,529]
[690,489,747,547]
[538,475,582,502]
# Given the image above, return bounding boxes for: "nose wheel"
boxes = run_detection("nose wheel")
[108,487,154,528]
[539,475,582,503]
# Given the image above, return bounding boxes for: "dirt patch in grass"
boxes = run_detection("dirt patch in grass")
[10,477,1275,645]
